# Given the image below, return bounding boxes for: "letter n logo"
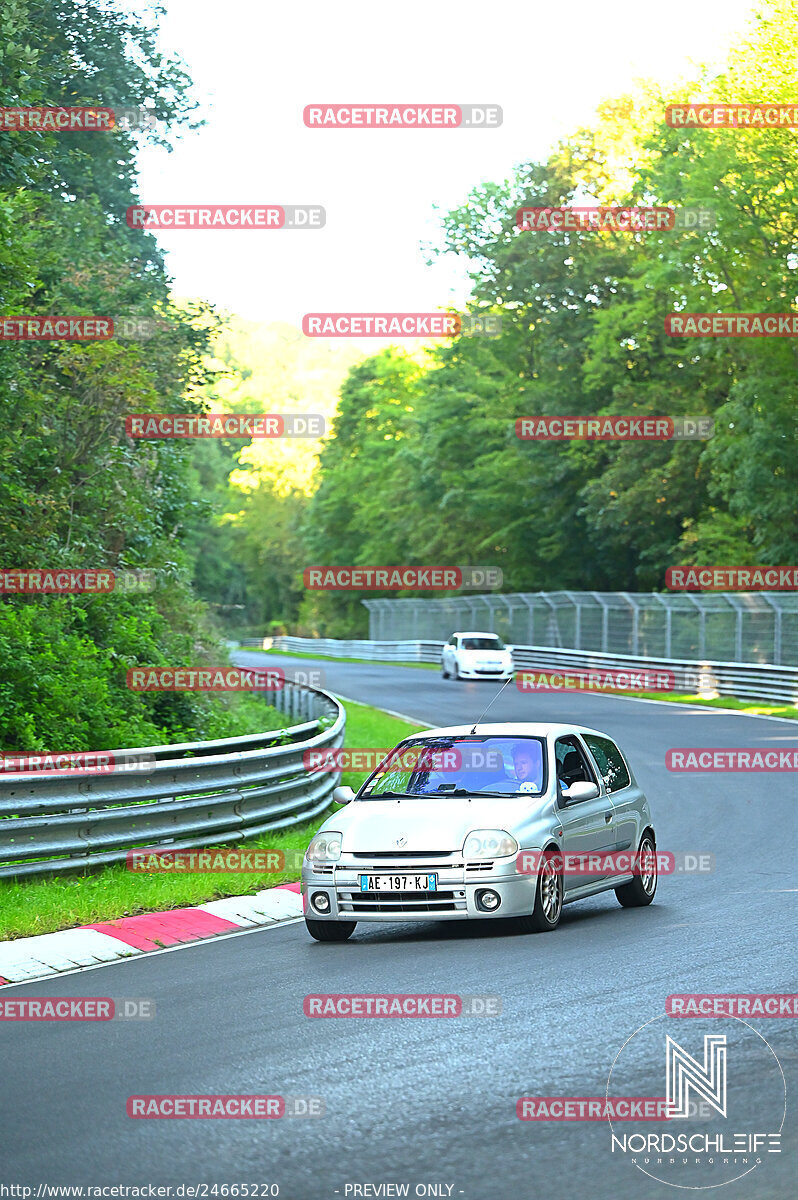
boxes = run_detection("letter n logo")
[666,1035,727,1118]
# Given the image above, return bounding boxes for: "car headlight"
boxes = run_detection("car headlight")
[305,831,343,863]
[463,829,518,858]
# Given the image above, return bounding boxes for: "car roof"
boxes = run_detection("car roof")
[451,631,502,638]
[403,722,612,741]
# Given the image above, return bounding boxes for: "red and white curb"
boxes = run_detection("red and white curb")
[0,882,302,986]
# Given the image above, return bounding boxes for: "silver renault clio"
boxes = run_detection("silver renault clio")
[302,722,657,941]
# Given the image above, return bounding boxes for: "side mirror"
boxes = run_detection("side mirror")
[332,785,355,805]
[561,780,600,804]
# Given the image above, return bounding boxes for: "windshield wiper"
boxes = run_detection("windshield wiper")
[435,787,532,797]
[433,787,484,796]
[363,789,417,799]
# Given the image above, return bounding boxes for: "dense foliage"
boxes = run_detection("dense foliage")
[224,0,797,635]
[3,0,798,700]
[0,0,270,747]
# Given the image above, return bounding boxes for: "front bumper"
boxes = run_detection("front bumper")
[456,666,513,680]
[301,854,537,922]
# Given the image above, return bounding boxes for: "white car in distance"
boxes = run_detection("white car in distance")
[441,632,513,681]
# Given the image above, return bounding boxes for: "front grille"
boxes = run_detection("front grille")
[312,864,334,875]
[465,861,495,872]
[338,888,464,914]
[350,851,454,859]
[345,866,456,880]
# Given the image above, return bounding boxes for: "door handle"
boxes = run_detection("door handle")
[604,812,613,823]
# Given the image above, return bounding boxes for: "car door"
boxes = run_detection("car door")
[582,733,640,856]
[555,735,616,890]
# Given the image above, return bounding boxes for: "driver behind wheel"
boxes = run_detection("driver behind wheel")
[511,741,543,792]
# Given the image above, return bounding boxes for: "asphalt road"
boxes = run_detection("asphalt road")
[2,653,796,1199]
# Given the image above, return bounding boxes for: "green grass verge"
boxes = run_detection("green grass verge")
[0,699,424,941]
[594,689,798,720]
[254,645,439,671]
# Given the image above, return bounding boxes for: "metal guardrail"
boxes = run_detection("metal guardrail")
[265,636,798,706]
[0,681,345,880]
[507,646,798,706]
[245,636,442,663]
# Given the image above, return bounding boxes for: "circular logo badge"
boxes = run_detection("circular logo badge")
[606,1013,786,1190]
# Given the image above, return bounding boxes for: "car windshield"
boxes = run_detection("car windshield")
[359,736,547,799]
[461,637,505,650]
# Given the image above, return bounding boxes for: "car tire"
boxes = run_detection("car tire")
[615,834,657,907]
[452,662,460,680]
[441,662,449,679]
[305,918,357,942]
[517,849,563,933]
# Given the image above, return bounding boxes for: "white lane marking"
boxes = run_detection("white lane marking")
[511,687,798,726]
[0,918,306,991]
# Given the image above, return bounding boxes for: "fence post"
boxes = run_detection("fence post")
[763,595,781,665]
[591,593,610,653]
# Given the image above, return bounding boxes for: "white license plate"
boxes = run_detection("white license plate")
[359,873,437,892]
